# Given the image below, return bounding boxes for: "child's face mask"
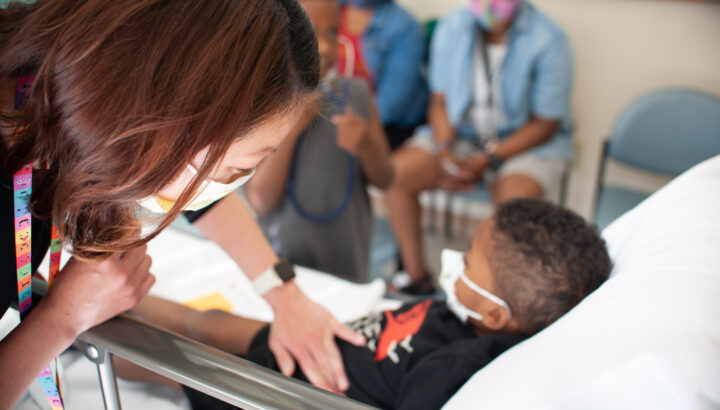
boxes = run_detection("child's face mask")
[439,248,512,324]
[470,0,521,31]
[138,164,255,214]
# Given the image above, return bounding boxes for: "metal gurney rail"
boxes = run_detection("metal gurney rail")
[31,278,375,410]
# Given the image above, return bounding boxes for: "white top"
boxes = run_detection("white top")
[469,41,507,144]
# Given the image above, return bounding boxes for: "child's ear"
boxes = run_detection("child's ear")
[482,305,509,331]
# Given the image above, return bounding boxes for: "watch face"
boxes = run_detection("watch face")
[275,261,296,282]
[488,153,503,171]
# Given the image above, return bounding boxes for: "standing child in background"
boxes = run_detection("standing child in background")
[337,0,428,149]
[244,0,393,283]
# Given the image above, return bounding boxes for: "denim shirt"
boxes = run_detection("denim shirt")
[353,2,429,128]
[429,2,574,159]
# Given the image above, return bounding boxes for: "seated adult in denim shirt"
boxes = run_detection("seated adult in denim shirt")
[385,0,574,294]
[337,0,428,149]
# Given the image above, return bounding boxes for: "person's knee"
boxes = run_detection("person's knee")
[491,174,543,205]
[389,147,438,193]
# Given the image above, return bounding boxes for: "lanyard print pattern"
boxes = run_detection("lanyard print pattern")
[13,76,65,410]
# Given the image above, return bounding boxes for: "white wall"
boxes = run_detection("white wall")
[396,0,720,218]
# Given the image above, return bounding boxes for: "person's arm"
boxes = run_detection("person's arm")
[132,295,267,356]
[0,247,154,408]
[426,13,457,151]
[192,194,365,393]
[0,297,82,408]
[490,116,559,160]
[373,15,426,126]
[447,117,560,191]
[428,92,467,191]
[428,92,456,147]
[243,98,319,217]
[334,99,394,189]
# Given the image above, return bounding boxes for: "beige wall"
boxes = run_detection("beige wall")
[396,0,720,218]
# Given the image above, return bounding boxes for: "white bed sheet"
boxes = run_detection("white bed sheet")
[145,226,400,322]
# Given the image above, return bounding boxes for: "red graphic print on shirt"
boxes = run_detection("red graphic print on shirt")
[374,300,432,363]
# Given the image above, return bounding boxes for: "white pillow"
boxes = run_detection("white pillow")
[444,156,720,410]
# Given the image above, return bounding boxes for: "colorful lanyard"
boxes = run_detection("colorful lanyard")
[286,82,356,223]
[13,76,65,410]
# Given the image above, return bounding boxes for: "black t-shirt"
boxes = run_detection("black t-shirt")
[0,175,217,318]
[184,301,525,410]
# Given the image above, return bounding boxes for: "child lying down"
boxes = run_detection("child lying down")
[120,198,611,409]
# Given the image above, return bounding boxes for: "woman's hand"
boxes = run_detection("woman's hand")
[264,281,365,393]
[45,244,155,336]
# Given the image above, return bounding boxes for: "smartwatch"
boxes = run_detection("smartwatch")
[486,152,504,172]
[252,260,296,296]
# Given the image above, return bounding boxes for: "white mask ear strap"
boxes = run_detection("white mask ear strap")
[465,308,485,323]
[459,273,512,320]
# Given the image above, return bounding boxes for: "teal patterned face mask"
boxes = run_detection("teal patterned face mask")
[470,0,522,31]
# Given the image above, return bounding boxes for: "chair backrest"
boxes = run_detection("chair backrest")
[608,88,720,175]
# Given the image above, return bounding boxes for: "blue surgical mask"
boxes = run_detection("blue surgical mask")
[439,249,512,324]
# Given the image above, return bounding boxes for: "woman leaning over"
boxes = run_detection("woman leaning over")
[0,0,362,406]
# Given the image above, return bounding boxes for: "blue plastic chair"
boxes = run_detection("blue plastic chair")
[594,88,720,229]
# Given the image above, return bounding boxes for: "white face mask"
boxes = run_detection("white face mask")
[439,248,512,324]
[138,164,255,214]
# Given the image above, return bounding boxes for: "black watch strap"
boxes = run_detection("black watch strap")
[487,152,504,172]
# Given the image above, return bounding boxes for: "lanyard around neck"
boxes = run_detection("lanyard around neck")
[13,75,65,410]
[475,25,505,145]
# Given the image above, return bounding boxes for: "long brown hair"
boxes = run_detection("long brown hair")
[0,0,319,259]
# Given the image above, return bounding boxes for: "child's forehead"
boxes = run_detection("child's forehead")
[300,0,339,20]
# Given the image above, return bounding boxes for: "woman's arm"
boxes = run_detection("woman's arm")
[192,194,364,394]
[0,246,154,408]
[0,299,78,408]
[243,97,319,217]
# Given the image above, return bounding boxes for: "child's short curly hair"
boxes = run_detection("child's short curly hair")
[489,199,611,336]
